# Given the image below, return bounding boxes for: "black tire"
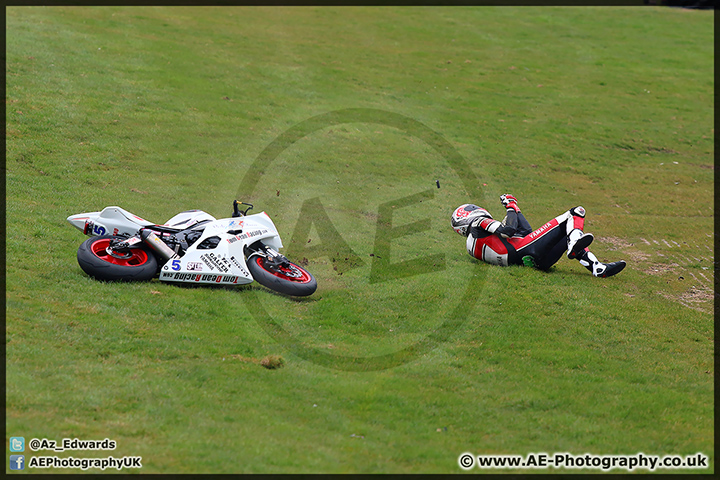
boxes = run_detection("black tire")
[77,235,158,282]
[246,255,317,297]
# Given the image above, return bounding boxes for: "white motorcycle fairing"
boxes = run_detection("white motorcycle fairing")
[68,207,217,237]
[158,211,283,286]
[67,206,155,237]
[67,201,316,296]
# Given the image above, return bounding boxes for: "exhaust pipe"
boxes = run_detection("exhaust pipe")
[140,229,178,261]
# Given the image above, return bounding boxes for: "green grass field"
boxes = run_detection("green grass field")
[6,6,714,474]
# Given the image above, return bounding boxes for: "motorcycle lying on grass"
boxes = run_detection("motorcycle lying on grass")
[67,200,317,297]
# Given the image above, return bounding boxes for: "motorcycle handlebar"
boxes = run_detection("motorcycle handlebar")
[232,200,254,217]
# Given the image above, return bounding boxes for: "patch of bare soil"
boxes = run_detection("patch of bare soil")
[628,250,651,262]
[642,262,680,275]
[597,236,635,250]
[596,236,651,264]
[657,286,713,314]
[680,285,714,304]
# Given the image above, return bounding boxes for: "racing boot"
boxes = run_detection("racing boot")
[567,228,594,259]
[594,261,626,278]
[577,250,626,278]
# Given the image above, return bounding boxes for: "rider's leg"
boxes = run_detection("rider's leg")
[512,207,625,277]
[565,206,594,258]
[512,206,591,269]
[512,219,567,270]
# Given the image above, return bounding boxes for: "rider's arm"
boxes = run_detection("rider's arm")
[470,210,517,238]
[496,193,522,237]
[497,209,518,238]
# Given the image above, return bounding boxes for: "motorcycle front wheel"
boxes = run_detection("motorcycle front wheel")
[246,255,317,297]
[77,235,158,282]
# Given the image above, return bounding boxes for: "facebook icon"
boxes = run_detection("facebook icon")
[10,455,25,470]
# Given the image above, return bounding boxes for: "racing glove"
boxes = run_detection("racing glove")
[500,194,520,213]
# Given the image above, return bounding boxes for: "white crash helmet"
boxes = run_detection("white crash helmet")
[451,204,492,236]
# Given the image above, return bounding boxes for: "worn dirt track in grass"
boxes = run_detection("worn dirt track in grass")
[597,235,714,314]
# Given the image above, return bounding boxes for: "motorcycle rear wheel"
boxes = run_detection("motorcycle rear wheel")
[247,255,317,297]
[77,235,158,282]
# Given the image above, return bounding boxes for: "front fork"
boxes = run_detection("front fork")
[246,242,289,268]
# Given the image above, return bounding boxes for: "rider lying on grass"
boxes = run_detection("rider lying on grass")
[451,194,626,278]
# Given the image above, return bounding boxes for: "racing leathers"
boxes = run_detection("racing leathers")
[466,197,625,277]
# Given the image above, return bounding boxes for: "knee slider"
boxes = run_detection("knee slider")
[571,206,586,218]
